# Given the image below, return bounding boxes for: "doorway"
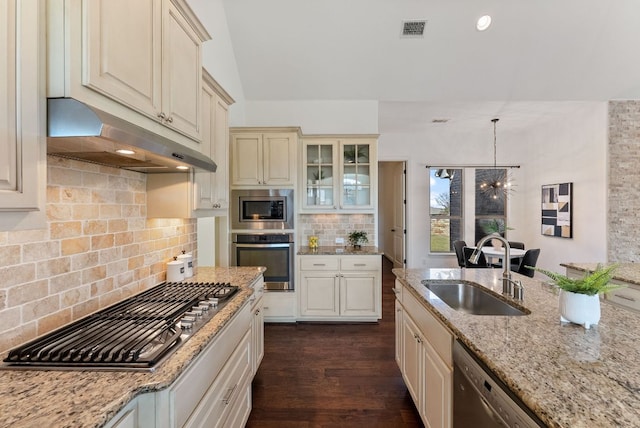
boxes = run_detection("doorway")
[378,161,406,268]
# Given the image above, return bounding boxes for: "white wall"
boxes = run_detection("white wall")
[244,100,379,134]
[378,102,609,273]
[512,103,609,272]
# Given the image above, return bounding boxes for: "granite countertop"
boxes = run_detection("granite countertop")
[393,267,640,428]
[0,266,265,428]
[561,262,640,287]
[298,245,383,256]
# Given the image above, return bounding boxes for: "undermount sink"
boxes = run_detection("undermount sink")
[420,280,530,316]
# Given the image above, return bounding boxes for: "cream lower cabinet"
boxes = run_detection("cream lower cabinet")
[250,278,265,375]
[262,291,297,322]
[0,0,46,230]
[395,280,453,428]
[298,255,381,321]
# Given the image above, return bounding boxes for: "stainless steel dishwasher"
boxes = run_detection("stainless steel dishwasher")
[453,340,546,428]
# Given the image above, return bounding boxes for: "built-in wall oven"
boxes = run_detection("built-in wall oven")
[231,233,294,291]
[231,189,294,230]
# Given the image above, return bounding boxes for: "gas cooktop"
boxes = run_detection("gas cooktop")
[2,281,239,371]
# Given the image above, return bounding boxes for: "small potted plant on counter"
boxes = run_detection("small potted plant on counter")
[347,231,368,249]
[534,264,622,329]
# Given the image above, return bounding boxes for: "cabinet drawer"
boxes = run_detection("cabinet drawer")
[340,256,381,271]
[300,257,339,271]
[171,303,251,427]
[605,282,640,312]
[183,330,252,428]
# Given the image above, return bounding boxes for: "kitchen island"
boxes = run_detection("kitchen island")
[562,262,640,312]
[0,266,264,428]
[393,267,640,428]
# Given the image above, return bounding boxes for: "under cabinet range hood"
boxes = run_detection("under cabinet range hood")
[47,98,217,173]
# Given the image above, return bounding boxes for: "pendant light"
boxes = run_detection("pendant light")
[479,118,514,200]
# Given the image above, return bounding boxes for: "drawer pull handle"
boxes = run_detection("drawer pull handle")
[354,263,366,267]
[313,263,326,266]
[613,293,636,302]
[222,384,238,405]
[392,288,400,294]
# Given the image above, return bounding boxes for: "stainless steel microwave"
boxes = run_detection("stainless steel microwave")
[231,189,294,230]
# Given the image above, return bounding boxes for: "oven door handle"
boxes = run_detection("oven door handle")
[234,243,292,248]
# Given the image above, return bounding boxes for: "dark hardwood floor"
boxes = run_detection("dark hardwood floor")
[246,257,424,428]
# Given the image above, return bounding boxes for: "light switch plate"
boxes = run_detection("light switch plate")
[335,237,344,245]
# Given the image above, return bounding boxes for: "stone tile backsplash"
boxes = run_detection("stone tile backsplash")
[0,156,196,353]
[298,213,375,247]
[609,101,640,262]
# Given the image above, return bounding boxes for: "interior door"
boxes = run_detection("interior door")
[390,162,406,268]
[379,161,406,268]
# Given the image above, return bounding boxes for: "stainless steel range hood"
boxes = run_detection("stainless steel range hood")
[47,98,217,173]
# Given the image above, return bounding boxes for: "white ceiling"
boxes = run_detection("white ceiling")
[222,0,640,133]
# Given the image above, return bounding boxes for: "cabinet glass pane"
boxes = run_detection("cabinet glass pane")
[344,145,356,164]
[307,187,334,206]
[357,145,369,163]
[321,166,333,184]
[320,145,333,164]
[356,186,371,205]
[307,145,320,163]
[343,186,356,205]
[343,185,371,206]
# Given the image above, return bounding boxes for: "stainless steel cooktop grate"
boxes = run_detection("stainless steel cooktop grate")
[3,282,238,370]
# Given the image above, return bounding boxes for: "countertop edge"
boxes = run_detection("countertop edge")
[0,267,264,428]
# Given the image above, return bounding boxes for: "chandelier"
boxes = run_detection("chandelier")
[479,118,514,200]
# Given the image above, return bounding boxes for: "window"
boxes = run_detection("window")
[475,169,508,243]
[429,168,509,253]
[429,168,462,252]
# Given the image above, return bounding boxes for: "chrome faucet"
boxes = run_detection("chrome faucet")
[469,234,521,297]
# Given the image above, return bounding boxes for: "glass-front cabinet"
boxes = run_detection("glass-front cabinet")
[302,136,377,212]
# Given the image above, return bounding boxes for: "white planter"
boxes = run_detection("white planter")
[490,238,502,249]
[559,289,601,329]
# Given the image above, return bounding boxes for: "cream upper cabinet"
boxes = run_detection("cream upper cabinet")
[0,0,46,230]
[301,136,378,213]
[83,0,207,141]
[230,128,300,187]
[193,70,234,213]
[48,0,209,150]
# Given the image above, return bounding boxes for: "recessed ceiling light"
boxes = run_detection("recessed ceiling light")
[476,15,492,31]
[176,166,189,170]
[116,149,135,155]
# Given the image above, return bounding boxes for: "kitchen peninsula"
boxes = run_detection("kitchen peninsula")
[393,267,640,428]
[0,267,264,428]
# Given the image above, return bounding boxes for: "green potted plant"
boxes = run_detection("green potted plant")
[533,264,622,329]
[480,219,513,249]
[347,231,368,249]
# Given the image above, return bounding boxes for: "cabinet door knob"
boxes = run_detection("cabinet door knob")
[157,112,166,120]
[391,229,396,232]
[166,116,173,123]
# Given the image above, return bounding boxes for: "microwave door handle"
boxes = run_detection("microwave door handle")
[234,243,291,248]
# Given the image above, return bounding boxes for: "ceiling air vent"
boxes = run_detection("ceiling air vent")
[401,20,426,37]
